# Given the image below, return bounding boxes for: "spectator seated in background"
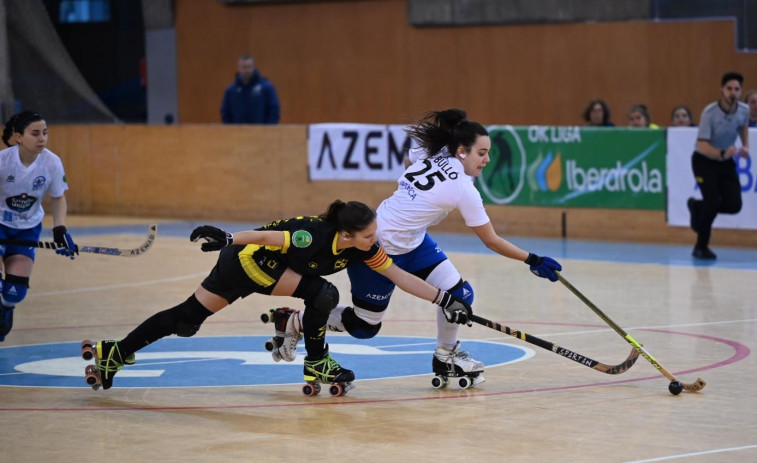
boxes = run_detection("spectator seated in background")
[745,89,757,128]
[582,99,614,126]
[628,104,660,129]
[670,105,696,127]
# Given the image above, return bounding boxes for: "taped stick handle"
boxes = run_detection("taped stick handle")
[469,313,639,375]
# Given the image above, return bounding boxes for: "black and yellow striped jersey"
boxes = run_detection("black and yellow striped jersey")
[239,216,392,278]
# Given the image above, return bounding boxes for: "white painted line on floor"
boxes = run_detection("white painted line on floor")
[623,444,757,462]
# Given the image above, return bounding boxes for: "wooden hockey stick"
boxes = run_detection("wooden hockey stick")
[469,314,639,375]
[0,224,158,257]
[556,271,706,394]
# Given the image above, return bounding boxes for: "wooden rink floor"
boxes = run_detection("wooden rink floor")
[1,216,756,463]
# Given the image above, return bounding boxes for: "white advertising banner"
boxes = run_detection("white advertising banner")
[667,127,757,230]
[307,124,414,181]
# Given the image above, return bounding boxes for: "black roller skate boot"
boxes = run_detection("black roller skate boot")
[431,341,485,389]
[82,340,129,390]
[302,345,355,397]
[260,307,302,362]
[0,304,14,342]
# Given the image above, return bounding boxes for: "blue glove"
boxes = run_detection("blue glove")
[525,253,561,282]
[53,226,78,260]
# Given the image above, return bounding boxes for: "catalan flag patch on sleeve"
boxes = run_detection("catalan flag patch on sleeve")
[364,246,392,272]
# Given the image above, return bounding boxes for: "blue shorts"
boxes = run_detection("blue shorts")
[347,233,447,308]
[0,223,42,260]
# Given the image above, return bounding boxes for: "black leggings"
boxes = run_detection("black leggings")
[691,152,742,247]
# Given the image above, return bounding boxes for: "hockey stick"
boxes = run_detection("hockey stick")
[555,271,706,394]
[469,313,639,375]
[0,224,158,257]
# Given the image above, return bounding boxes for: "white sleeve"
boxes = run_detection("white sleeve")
[457,181,490,227]
[47,155,69,198]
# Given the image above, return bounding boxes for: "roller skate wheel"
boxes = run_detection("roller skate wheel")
[458,376,472,389]
[264,338,276,352]
[329,384,345,396]
[81,340,95,361]
[302,382,321,397]
[260,310,273,324]
[431,375,448,389]
[270,349,282,362]
[90,384,100,391]
[84,365,99,386]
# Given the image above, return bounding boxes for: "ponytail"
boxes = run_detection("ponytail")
[405,108,488,157]
[3,111,43,147]
[319,200,376,234]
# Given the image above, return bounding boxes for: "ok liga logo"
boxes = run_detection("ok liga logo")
[0,336,531,388]
[478,126,565,205]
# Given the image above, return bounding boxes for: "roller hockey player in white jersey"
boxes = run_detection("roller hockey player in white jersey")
[264,109,562,388]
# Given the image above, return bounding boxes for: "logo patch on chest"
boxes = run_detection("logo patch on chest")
[292,230,313,248]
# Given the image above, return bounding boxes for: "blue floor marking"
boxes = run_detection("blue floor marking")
[0,336,528,388]
[57,220,757,271]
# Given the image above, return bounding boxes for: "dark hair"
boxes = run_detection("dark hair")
[628,104,651,126]
[405,108,488,157]
[583,99,611,125]
[670,105,694,124]
[3,111,43,147]
[721,71,744,87]
[319,199,376,234]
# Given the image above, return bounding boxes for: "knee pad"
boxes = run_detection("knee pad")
[170,295,212,337]
[342,306,381,339]
[1,274,30,306]
[294,276,339,314]
[449,279,474,306]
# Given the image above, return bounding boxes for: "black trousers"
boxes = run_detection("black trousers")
[691,152,742,247]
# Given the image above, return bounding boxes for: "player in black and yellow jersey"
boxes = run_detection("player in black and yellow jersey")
[83,200,473,392]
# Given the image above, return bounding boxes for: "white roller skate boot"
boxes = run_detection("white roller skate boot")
[261,307,302,362]
[431,341,485,389]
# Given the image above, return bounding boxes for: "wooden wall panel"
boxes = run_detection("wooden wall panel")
[175,0,757,127]
[45,124,757,248]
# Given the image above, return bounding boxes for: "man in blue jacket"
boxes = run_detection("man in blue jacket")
[221,54,280,124]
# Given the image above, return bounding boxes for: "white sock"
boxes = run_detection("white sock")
[327,305,347,332]
[436,306,460,350]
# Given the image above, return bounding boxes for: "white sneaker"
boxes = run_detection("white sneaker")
[433,341,485,375]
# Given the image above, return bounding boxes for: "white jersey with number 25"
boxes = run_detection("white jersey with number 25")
[377,148,490,255]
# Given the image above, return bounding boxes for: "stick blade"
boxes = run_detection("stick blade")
[683,378,706,392]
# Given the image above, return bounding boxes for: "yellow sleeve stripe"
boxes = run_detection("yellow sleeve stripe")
[281,231,290,254]
[238,245,276,287]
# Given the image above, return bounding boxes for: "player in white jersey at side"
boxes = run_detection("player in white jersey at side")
[0,111,78,341]
[267,108,562,385]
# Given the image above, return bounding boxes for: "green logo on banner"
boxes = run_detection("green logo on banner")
[476,126,665,210]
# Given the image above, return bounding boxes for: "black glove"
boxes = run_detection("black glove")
[190,225,233,252]
[52,225,78,259]
[525,253,562,282]
[436,290,473,326]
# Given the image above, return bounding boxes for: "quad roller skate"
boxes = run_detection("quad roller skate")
[302,345,355,397]
[431,341,485,390]
[260,307,302,362]
[81,339,133,390]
